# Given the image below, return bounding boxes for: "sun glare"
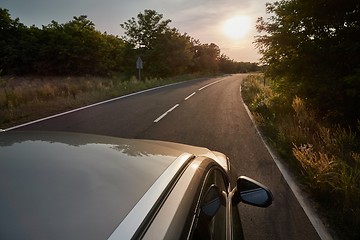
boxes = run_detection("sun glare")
[223,16,251,40]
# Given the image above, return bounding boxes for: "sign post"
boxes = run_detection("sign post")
[136,57,143,81]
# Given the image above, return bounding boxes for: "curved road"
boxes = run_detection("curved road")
[13,74,321,240]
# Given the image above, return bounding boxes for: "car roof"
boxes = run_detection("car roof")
[0,131,194,239]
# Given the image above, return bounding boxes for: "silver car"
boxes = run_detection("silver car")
[0,131,273,240]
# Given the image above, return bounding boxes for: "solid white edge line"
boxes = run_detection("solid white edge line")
[2,81,186,132]
[3,77,225,132]
[154,104,179,123]
[239,85,333,240]
[184,92,196,101]
[107,153,193,240]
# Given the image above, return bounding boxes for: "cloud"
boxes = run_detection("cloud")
[166,1,257,39]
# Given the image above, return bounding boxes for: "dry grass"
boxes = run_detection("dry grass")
[0,74,198,129]
[241,75,360,240]
[0,76,111,128]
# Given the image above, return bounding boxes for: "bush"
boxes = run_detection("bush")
[241,74,360,240]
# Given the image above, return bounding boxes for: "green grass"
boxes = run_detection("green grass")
[0,74,206,129]
[241,74,360,240]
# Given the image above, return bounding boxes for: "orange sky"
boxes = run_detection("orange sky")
[2,0,275,62]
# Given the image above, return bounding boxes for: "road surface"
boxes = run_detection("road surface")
[13,74,322,240]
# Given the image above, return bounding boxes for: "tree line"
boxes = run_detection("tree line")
[0,8,259,77]
[255,0,360,125]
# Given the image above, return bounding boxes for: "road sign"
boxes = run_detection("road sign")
[136,57,143,81]
[136,57,143,69]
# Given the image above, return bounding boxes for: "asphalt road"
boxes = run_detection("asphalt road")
[14,74,321,240]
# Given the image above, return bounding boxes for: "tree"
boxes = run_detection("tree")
[191,43,221,73]
[255,0,360,124]
[121,9,194,78]
[148,28,193,76]
[120,9,171,49]
[219,54,234,73]
[0,8,40,74]
[1,8,257,78]
[36,15,125,76]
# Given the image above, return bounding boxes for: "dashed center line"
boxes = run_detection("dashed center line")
[154,104,180,123]
[198,79,223,91]
[184,92,196,101]
[154,78,225,123]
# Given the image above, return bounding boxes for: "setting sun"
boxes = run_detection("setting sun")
[223,16,251,40]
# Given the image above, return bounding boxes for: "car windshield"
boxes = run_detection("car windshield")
[0,135,178,239]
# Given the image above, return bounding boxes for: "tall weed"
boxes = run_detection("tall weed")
[241,74,360,240]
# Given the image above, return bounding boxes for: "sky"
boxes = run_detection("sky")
[2,0,274,62]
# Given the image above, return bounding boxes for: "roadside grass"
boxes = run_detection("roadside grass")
[0,74,203,129]
[241,75,360,240]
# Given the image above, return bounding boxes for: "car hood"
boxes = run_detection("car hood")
[0,131,228,240]
[0,131,228,170]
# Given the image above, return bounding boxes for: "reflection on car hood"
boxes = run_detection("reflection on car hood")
[0,131,226,240]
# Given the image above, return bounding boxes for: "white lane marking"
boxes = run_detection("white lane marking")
[239,85,333,240]
[154,104,180,123]
[184,92,196,101]
[2,81,187,132]
[198,78,224,91]
[153,78,225,124]
[3,77,224,131]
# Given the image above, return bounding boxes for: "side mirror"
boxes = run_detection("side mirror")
[232,176,273,208]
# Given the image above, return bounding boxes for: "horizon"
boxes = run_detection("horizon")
[2,0,275,62]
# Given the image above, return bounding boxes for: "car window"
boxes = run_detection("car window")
[191,168,228,240]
